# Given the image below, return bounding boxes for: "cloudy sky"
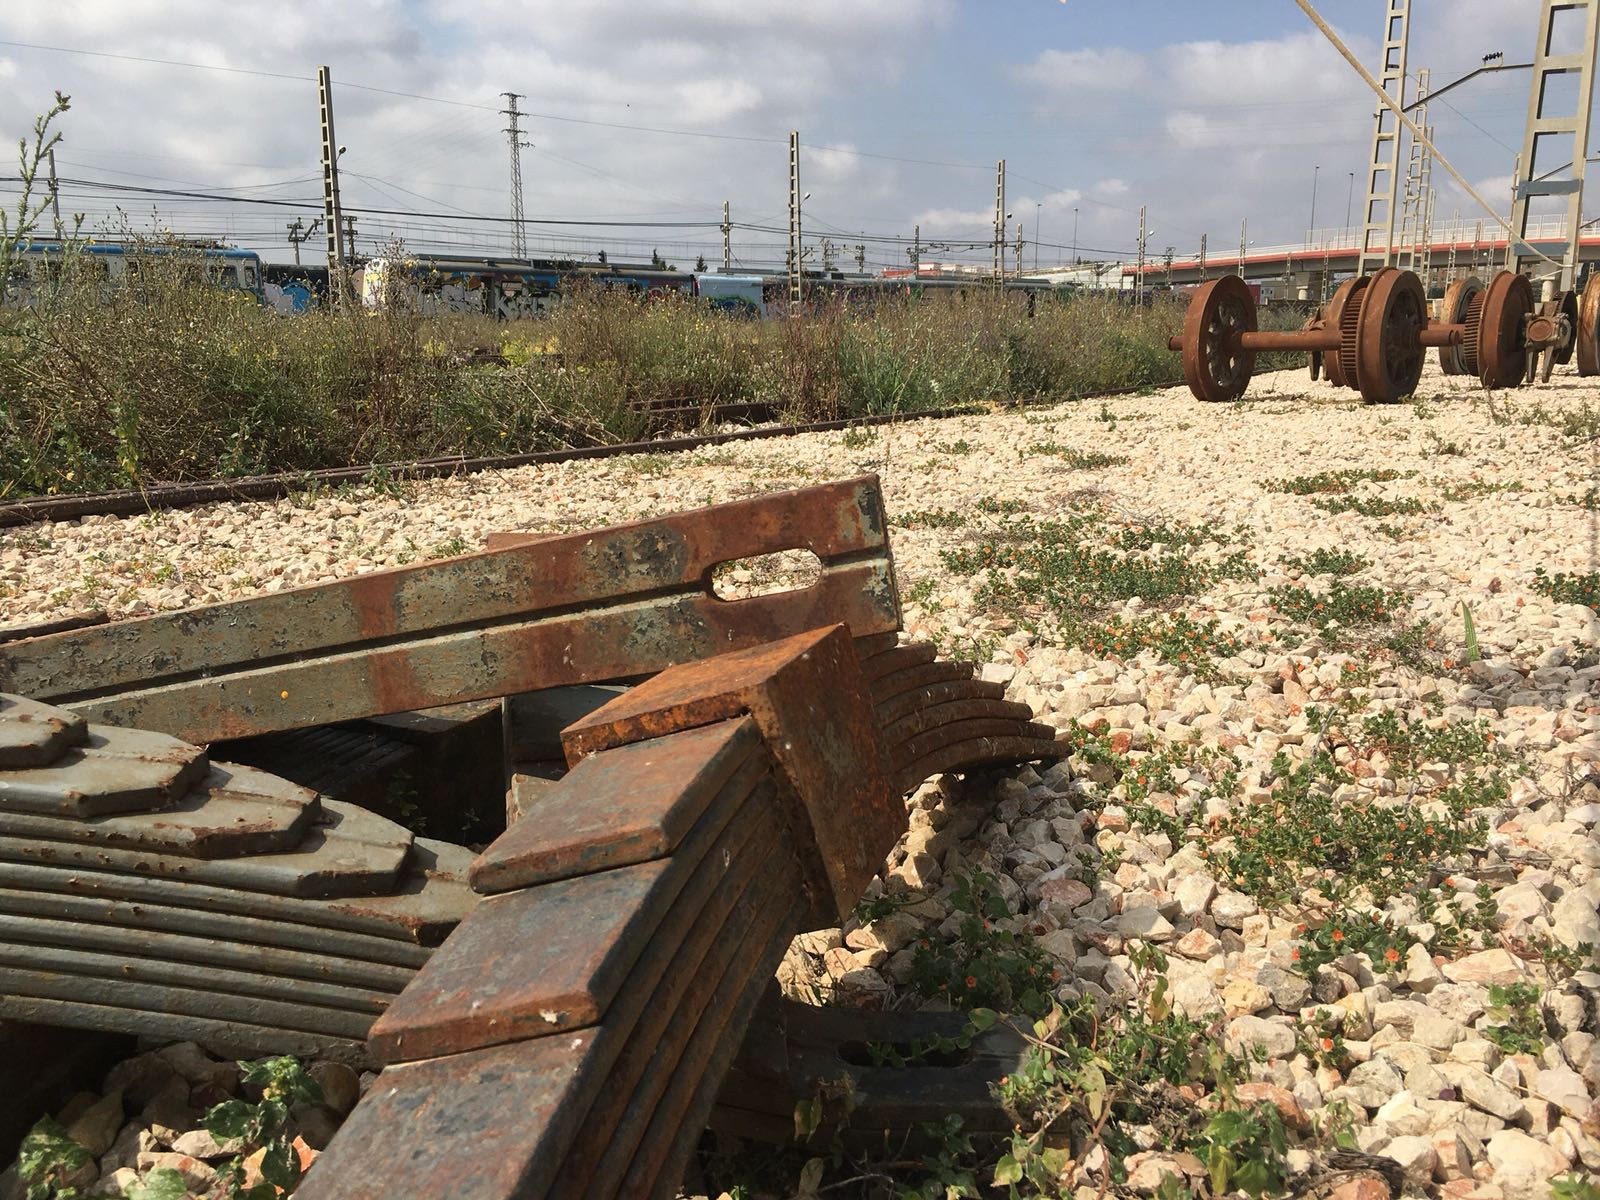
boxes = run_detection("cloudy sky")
[0,0,1580,271]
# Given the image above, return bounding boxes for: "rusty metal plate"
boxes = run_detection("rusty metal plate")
[0,762,319,859]
[0,940,392,1018]
[0,725,208,817]
[493,795,782,1200]
[851,632,900,661]
[0,995,367,1063]
[895,733,1065,797]
[0,965,377,1041]
[873,677,1008,729]
[860,640,935,682]
[0,694,86,769]
[470,719,761,895]
[1,477,899,745]
[881,697,1040,748]
[0,907,418,993]
[372,750,766,1061]
[562,625,901,926]
[292,1030,601,1200]
[0,797,412,899]
[548,834,798,1200]
[600,882,804,1200]
[895,717,1059,774]
[867,659,977,707]
[0,840,471,951]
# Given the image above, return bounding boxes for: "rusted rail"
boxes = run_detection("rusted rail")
[0,381,1183,531]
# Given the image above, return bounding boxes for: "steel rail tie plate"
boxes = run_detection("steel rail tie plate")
[0,762,321,860]
[894,717,1062,775]
[0,906,420,993]
[0,694,87,768]
[479,796,786,1200]
[0,965,378,1042]
[469,719,762,895]
[880,696,1043,748]
[0,725,209,817]
[0,996,367,1064]
[606,877,806,1200]
[0,797,414,900]
[872,676,1008,729]
[894,733,1066,797]
[290,1029,601,1200]
[0,840,472,951]
[0,940,394,1018]
[369,733,768,1060]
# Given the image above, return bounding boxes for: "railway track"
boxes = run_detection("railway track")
[0,381,1182,529]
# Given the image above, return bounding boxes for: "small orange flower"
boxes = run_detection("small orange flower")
[1291,947,1301,961]
[1384,947,1400,963]
[1320,1037,1335,1052]
[1331,929,1345,943]
[964,975,977,989]
[1396,820,1407,832]
[1443,876,1456,888]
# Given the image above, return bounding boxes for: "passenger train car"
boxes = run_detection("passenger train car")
[3,241,267,306]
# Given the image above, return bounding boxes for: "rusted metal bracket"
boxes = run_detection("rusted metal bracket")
[0,476,899,745]
[560,624,900,927]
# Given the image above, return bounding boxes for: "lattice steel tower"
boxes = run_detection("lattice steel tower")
[1506,0,1600,293]
[1356,0,1411,277]
[502,93,529,258]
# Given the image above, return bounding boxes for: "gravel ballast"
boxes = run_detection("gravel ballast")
[3,359,1600,1199]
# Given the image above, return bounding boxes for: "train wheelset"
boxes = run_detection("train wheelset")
[1168,268,1600,403]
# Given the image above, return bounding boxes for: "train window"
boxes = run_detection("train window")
[242,264,259,288]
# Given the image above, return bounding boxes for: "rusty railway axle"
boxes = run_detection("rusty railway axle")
[1167,268,1600,404]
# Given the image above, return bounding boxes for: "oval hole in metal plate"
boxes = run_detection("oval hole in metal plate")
[708,548,823,602]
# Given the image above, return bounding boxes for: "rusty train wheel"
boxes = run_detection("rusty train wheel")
[1356,268,1428,404]
[1477,271,1534,390]
[1437,276,1484,376]
[1323,275,1369,391]
[1578,272,1600,376]
[1180,275,1257,402]
[1554,287,1579,366]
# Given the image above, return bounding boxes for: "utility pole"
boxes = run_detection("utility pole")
[722,200,731,271]
[286,217,320,267]
[317,66,349,306]
[855,243,866,273]
[1198,233,1208,283]
[822,238,835,272]
[1239,217,1248,277]
[787,131,802,311]
[501,92,530,258]
[343,214,358,265]
[993,158,1006,283]
[911,224,920,274]
[1135,206,1147,298]
[1014,222,1024,278]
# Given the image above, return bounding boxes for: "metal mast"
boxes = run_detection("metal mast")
[788,132,802,311]
[1506,0,1599,293]
[993,159,1006,283]
[317,66,348,306]
[1356,0,1411,276]
[502,93,529,258]
[1397,67,1431,277]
